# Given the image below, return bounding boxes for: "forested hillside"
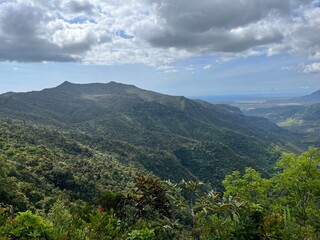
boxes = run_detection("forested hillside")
[1,131,319,238]
[243,89,320,147]
[0,82,302,186]
[1,82,318,239]
[0,118,146,211]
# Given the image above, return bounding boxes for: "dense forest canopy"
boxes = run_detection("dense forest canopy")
[1,141,320,239]
[0,83,320,239]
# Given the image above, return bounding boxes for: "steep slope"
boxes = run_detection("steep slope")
[242,89,320,121]
[242,93,320,147]
[0,118,145,210]
[244,105,304,123]
[291,89,320,104]
[275,103,320,135]
[0,82,302,187]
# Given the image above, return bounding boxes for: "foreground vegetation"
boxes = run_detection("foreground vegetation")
[1,147,320,239]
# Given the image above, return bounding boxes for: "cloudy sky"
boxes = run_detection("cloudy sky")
[0,0,320,97]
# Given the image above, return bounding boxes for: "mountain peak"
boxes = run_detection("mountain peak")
[60,81,73,86]
[105,81,137,88]
[57,81,134,89]
[50,81,141,100]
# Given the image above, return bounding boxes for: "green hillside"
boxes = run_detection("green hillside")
[270,103,320,146]
[1,123,319,239]
[0,82,302,187]
[0,118,145,211]
[241,89,320,148]
[0,82,319,239]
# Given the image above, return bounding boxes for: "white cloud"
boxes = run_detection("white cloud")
[0,0,319,67]
[143,0,289,55]
[303,62,320,73]
[281,66,294,71]
[184,65,194,72]
[156,65,178,73]
[280,3,320,60]
[203,64,212,69]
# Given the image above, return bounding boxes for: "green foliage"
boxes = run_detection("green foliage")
[222,147,320,239]
[47,200,73,239]
[223,168,272,206]
[86,210,125,240]
[98,191,122,211]
[0,205,11,230]
[274,146,320,228]
[0,119,143,212]
[2,211,53,239]
[195,213,234,240]
[126,228,156,240]
[1,146,320,239]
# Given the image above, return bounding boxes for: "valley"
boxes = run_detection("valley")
[0,82,304,185]
[229,89,320,147]
[0,82,319,239]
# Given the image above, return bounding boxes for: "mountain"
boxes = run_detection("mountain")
[291,89,320,104]
[0,81,302,187]
[242,89,320,120]
[241,89,320,146]
[244,105,304,123]
[277,103,320,142]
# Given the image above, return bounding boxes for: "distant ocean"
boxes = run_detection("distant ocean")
[190,92,309,103]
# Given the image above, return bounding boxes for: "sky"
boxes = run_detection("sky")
[0,0,320,97]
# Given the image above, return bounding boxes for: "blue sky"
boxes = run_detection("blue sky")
[0,0,320,97]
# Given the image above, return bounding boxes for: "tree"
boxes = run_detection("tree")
[274,147,320,230]
[2,211,53,239]
[223,168,272,207]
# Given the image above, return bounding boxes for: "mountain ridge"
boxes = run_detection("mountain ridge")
[0,81,302,187]
[291,89,320,104]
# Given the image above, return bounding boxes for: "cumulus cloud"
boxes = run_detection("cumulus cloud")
[303,62,320,73]
[66,0,95,15]
[143,0,289,54]
[286,5,320,60]
[0,1,86,62]
[0,0,319,66]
